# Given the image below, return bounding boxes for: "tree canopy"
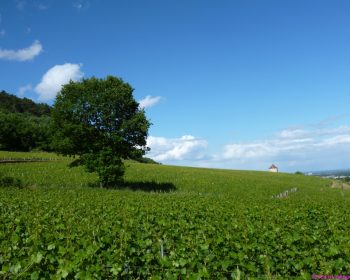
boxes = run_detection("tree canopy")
[0,91,53,151]
[51,76,151,187]
[0,90,51,116]
[0,112,52,151]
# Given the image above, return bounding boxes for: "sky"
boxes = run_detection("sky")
[1,0,350,172]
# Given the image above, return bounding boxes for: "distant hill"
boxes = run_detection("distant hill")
[133,156,161,165]
[0,90,51,117]
[307,169,350,177]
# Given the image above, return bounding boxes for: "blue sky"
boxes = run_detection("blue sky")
[1,0,350,172]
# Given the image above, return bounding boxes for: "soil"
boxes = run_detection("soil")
[331,180,350,189]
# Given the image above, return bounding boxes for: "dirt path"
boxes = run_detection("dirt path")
[331,180,350,189]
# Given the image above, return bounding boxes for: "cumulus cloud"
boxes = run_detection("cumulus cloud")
[35,63,84,102]
[147,135,208,162]
[139,95,161,109]
[17,84,32,97]
[0,40,43,61]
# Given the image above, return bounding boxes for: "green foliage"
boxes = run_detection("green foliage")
[0,176,22,188]
[133,156,161,164]
[82,148,125,187]
[51,76,150,187]
[295,171,304,175]
[0,174,23,188]
[0,151,65,161]
[0,112,53,151]
[337,176,350,183]
[0,90,51,116]
[2,154,350,278]
[0,91,53,152]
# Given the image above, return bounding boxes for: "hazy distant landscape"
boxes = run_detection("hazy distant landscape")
[307,169,350,178]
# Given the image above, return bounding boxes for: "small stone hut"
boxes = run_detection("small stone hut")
[268,164,278,172]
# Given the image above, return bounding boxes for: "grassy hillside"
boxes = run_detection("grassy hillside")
[0,151,65,161]
[1,151,349,279]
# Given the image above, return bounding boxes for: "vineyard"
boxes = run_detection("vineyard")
[0,151,349,279]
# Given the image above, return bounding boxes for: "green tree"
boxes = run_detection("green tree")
[0,112,52,151]
[51,76,151,187]
[0,90,51,116]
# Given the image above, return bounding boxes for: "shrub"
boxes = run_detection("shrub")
[0,175,23,188]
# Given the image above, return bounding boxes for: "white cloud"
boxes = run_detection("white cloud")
[279,126,350,139]
[147,135,208,162]
[223,138,314,160]
[35,63,84,102]
[0,40,43,61]
[224,142,274,159]
[17,84,32,97]
[221,124,350,171]
[139,95,161,109]
[318,135,350,147]
[279,128,308,139]
[144,122,350,171]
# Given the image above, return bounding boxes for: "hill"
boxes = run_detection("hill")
[308,169,350,178]
[0,90,51,117]
[0,91,52,151]
[0,151,349,278]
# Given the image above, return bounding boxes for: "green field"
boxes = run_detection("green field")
[0,151,349,279]
[0,151,65,161]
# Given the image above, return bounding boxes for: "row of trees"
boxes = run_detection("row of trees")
[1,76,153,186]
[0,91,53,151]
